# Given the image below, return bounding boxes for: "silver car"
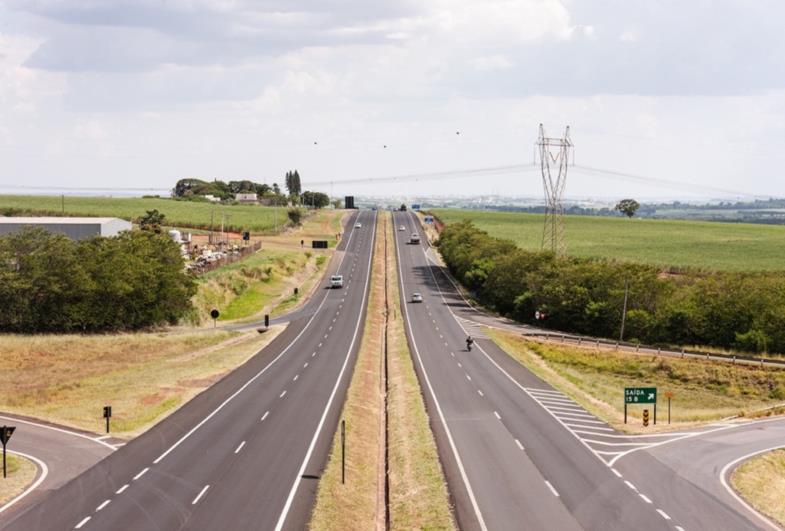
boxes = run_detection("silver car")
[411,292,423,303]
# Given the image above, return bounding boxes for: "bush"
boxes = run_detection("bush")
[287,207,304,226]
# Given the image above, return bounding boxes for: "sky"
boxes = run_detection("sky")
[1,0,785,200]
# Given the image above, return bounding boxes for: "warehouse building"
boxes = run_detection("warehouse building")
[0,217,132,240]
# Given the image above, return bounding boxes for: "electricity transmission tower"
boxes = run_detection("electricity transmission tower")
[537,123,573,254]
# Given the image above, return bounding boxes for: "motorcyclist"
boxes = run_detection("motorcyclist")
[466,335,474,351]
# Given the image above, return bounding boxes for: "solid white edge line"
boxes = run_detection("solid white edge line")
[544,480,559,497]
[152,213,361,466]
[393,211,489,531]
[274,211,377,531]
[96,499,111,511]
[719,444,785,531]
[192,484,210,505]
[0,450,49,515]
[0,415,116,451]
[414,233,616,471]
[74,516,91,529]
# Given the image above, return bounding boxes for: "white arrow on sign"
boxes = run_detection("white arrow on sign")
[648,393,655,400]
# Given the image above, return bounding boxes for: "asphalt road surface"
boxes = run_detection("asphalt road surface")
[0,415,116,518]
[2,209,376,531]
[393,210,774,531]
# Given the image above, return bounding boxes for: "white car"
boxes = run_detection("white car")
[355,222,362,228]
[330,275,343,288]
[411,292,423,303]
[399,225,406,231]
[410,233,420,244]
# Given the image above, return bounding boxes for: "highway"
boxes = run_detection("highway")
[392,210,772,531]
[2,209,376,531]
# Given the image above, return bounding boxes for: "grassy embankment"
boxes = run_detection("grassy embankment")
[0,195,288,233]
[0,454,37,507]
[731,449,785,528]
[431,208,785,271]
[0,329,283,435]
[311,212,454,530]
[487,328,785,433]
[190,209,344,324]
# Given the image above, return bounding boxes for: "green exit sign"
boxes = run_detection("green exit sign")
[625,387,657,404]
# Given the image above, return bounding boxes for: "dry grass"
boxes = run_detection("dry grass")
[387,215,455,529]
[0,454,37,506]
[731,448,785,528]
[0,328,284,435]
[487,328,785,434]
[310,210,384,530]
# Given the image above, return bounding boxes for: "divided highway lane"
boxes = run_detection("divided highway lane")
[2,209,377,531]
[393,211,674,531]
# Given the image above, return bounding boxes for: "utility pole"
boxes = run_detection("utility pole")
[537,124,573,254]
[619,277,630,342]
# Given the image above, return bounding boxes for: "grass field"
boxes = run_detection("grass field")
[431,209,785,271]
[487,329,785,432]
[0,329,283,435]
[0,454,37,506]
[0,195,290,233]
[731,448,785,528]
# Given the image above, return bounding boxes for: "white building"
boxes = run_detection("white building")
[0,217,132,240]
[235,193,258,204]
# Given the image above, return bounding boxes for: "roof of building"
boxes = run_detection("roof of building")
[0,217,129,224]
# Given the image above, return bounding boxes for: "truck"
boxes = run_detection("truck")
[330,275,343,288]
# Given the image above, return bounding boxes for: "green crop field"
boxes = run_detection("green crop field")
[431,209,785,271]
[0,195,290,233]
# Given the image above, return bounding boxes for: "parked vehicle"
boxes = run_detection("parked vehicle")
[330,275,344,288]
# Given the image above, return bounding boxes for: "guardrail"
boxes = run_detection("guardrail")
[522,331,785,369]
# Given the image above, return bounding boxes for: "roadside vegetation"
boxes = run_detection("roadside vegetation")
[438,220,785,354]
[311,212,454,530]
[731,449,785,528]
[487,329,785,431]
[0,228,194,333]
[0,329,283,435]
[0,454,37,507]
[190,209,342,324]
[432,208,785,271]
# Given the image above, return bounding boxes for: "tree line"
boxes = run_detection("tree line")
[437,220,785,354]
[0,228,195,333]
[173,172,329,208]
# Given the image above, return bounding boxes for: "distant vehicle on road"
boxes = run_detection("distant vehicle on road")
[399,225,406,231]
[330,275,343,288]
[411,292,423,303]
[355,222,362,228]
[410,233,420,244]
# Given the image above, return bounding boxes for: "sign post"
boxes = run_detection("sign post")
[103,406,112,434]
[665,391,674,424]
[1,426,16,478]
[264,314,270,329]
[210,309,220,328]
[341,419,346,485]
[624,387,657,425]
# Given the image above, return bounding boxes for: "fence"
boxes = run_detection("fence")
[189,241,262,276]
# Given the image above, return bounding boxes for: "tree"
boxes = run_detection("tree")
[332,199,342,209]
[287,207,304,225]
[301,191,330,209]
[615,199,640,218]
[139,209,166,233]
[285,170,302,196]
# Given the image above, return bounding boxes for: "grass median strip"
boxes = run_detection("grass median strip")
[731,448,785,528]
[0,327,284,435]
[487,328,785,433]
[310,211,453,530]
[0,454,37,507]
